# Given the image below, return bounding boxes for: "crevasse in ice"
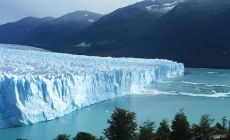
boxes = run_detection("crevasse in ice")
[0,46,184,128]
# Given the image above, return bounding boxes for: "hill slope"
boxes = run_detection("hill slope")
[0,0,230,68]
[24,11,102,49]
[0,17,54,44]
[0,11,102,49]
[64,0,230,68]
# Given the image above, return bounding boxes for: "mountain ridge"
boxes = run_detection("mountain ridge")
[0,11,102,47]
[64,0,230,68]
[0,0,230,68]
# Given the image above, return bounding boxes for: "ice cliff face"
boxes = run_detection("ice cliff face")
[0,45,184,128]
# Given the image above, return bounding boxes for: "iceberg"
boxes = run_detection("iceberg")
[0,45,184,128]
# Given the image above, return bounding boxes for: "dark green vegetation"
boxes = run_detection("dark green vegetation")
[1,0,230,68]
[53,134,71,140]
[17,108,230,140]
[73,132,97,140]
[171,111,191,140]
[138,121,155,140]
[104,108,137,140]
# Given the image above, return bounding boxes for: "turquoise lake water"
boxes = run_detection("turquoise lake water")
[0,68,230,140]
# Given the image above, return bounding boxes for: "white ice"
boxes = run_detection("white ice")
[0,44,184,128]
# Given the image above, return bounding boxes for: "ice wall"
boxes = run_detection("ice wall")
[0,46,184,128]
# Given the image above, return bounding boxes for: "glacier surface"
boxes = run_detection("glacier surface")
[0,43,47,52]
[0,46,184,128]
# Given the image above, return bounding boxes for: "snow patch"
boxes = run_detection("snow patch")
[88,19,95,22]
[74,42,92,47]
[146,5,158,11]
[146,0,185,13]
[163,1,178,6]
[162,5,176,11]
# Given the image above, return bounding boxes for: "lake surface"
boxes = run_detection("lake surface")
[0,68,230,140]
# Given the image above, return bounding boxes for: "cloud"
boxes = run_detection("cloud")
[0,0,142,24]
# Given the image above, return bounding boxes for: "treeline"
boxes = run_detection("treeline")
[17,108,230,140]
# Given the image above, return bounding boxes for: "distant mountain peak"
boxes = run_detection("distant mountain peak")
[132,0,186,16]
[57,10,102,23]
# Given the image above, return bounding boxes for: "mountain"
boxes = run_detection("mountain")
[142,0,230,68]
[59,0,185,55]
[24,11,102,49]
[132,0,185,16]
[59,0,183,54]
[1,0,230,68]
[0,17,54,44]
[0,11,102,49]
[63,0,230,68]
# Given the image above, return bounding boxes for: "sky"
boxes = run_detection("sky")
[0,0,142,25]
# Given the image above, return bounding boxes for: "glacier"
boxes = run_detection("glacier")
[0,45,184,128]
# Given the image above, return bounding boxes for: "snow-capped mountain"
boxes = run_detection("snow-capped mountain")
[0,0,230,68]
[67,0,230,68]
[132,0,186,16]
[0,45,184,128]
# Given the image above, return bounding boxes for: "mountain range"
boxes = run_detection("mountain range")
[0,0,230,68]
[0,11,102,47]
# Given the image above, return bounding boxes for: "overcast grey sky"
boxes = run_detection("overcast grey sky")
[0,0,142,25]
